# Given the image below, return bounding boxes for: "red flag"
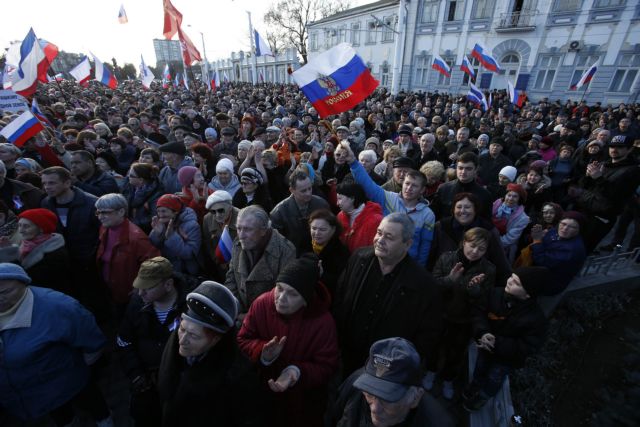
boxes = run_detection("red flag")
[516,91,527,108]
[178,28,202,65]
[163,0,183,39]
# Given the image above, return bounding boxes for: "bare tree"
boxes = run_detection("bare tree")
[264,0,351,64]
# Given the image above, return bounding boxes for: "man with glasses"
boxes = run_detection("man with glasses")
[117,257,185,427]
[202,191,239,281]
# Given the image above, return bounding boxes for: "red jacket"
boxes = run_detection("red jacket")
[337,201,383,253]
[237,283,339,426]
[96,219,159,304]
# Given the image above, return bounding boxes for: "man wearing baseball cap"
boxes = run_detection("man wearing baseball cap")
[335,337,453,426]
[117,256,185,427]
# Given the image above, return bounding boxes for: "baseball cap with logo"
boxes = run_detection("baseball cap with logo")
[609,135,630,147]
[353,337,423,402]
[133,257,174,289]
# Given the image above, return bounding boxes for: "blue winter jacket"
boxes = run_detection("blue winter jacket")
[150,207,202,275]
[350,160,435,265]
[0,286,106,420]
[531,228,586,295]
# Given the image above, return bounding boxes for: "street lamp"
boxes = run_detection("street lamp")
[187,24,209,83]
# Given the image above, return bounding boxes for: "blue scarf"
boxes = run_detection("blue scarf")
[496,203,514,219]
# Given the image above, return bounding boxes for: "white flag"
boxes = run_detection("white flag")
[139,55,155,89]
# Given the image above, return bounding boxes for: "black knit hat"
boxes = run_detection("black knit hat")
[513,267,550,298]
[276,254,320,305]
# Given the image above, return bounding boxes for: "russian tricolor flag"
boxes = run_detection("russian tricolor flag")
[471,43,502,73]
[254,30,273,57]
[460,55,475,80]
[467,83,488,111]
[31,98,54,128]
[432,54,451,78]
[215,225,233,264]
[292,43,379,118]
[92,54,118,89]
[0,110,44,147]
[570,63,597,90]
[70,56,91,87]
[10,28,48,98]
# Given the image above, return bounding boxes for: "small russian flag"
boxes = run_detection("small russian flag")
[432,54,451,78]
[0,110,44,147]
[118,5,128,24]
[92,54,118,89]
[471,43,502,73]
[570,63,597,90]
[467,83,488,111]
[460,55,475,80]
[31,98,54,128]
[215,225,233,264]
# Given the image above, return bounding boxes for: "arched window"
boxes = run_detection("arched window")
[501,53,520,82]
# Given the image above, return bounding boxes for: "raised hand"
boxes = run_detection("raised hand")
[267,367,299,392]
[261,336,287,363]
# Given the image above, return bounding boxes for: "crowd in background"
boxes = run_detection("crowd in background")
[0,78,639,426]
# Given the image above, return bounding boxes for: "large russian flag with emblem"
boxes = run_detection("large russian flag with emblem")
[0,110,44,147]
[292,43,378,118]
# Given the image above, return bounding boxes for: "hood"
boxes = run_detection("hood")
[362,201,383,217]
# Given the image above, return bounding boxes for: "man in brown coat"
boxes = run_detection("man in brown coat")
[224,205,295,319]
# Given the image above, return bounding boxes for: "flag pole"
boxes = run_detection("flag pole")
[247,11,258,85]
[579,83,589,104]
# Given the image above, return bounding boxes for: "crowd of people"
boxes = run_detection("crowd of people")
[0,77,639,426]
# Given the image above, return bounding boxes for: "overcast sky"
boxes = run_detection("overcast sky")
[2,0,373,67]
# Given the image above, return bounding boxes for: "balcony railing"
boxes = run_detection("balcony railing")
[496,10,537,32]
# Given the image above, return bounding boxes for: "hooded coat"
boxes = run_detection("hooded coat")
[149,207,201,276]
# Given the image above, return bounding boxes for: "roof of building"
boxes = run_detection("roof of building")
[308,0,399,26]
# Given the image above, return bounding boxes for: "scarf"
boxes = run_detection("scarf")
[312,240,325,255]
[19,234,53,259]
[496,203,514,219]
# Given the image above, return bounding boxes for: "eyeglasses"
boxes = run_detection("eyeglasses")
[95,209,116,216]
[209,208,227,214]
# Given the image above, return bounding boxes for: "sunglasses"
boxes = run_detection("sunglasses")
[209,208,227,214]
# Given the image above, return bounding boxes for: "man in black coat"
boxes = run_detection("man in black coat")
[432,152,494,219]
[477,138,513,186]
[572,135,640,252]
[117,257,186,427]
[69,150,119,197]
[334,213,442,376]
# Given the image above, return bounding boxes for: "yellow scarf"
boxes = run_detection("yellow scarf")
[312,240,325,255]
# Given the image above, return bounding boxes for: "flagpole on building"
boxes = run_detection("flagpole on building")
[188,25,210,91]
[247,11,258,84]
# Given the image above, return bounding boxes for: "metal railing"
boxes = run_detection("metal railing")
[580,246,640,276]
[496,10,537,29]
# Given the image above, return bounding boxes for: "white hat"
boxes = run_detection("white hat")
[499,166,517,182]
[216,158,234,174]
[205,190,232,209]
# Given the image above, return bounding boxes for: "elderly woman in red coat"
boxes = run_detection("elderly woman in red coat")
[237,254,339,427]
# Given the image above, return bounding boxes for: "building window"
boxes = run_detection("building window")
[422,0,440,23]
[462,56,481,85]
[366,21,377,44]
[351,23,361,45]
[534,55,561,90]
[553,0,581,12]
[309,32,318,51]
[570,54,600,90]
[381,62,390,86]
[338,26,347,43]
[382,16,396,42]
[415,56,430,85]
[472,0,495,19]
[437,57,455,85]
[609,53,640,92]
[324,29,332,48]
[446,0,465,21]
[594,0,625,7]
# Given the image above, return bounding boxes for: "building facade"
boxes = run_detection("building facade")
[212,48,300,84]
[307,0,640,104]
[153,39,182,65]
